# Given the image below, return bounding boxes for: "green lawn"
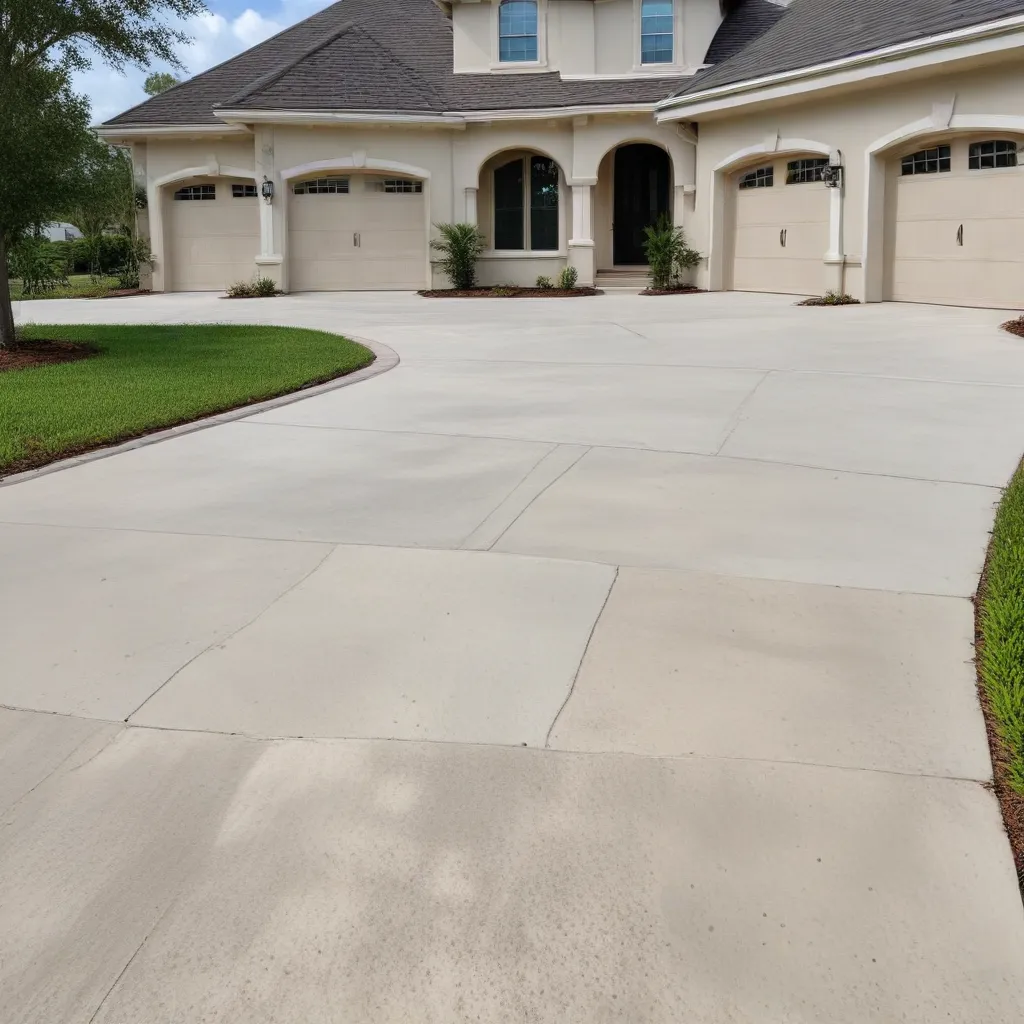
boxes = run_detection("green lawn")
[0,324,374,474]
[9,275,121,300]
[978,458,1024,793]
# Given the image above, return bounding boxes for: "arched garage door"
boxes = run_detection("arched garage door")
[889,136,1024,308]
[731,156,829,295]
[288,173,427,291]
[165,178,259,291]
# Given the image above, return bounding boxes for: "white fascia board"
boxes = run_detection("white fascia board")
[655,15,1024,121]
[215,109,467,127]
[453,102,658,120]
[95,123,251,138]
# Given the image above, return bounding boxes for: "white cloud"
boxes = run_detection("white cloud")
[75,0,324,125]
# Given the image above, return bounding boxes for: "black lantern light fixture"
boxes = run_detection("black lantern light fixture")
[261,176,275,203]
[822,150,843,189]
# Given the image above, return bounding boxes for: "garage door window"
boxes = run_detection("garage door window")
[231,184,257,198]
[293,177,350,195]
[969,140,1019,170]
[738,166,773,189]
[900,146,951,175]
[375,179,423,194]
[174,184,216,200]
[786,158,827,184]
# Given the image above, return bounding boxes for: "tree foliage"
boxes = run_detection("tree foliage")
[0,0,207,347]
[143,70,178,95]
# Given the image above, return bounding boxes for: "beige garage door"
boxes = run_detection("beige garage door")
[165,179,259,291]
[732,158,829,295]
[891,137,1024,308]
[289,175,427,291]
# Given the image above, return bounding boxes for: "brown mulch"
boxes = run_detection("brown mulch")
[0,338,99,373]
[640,286,705,296]
[1001,317,1024,338]
[974,517,1024,899]
[798,296,861,306]
[418,287,601,298]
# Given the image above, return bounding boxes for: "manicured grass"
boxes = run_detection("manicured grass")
[0,324,374,474]
[9,275,121,300]
[978,458,1024,793]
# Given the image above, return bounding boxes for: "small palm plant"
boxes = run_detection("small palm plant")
[642,216,701,291]
[431,222,486,290]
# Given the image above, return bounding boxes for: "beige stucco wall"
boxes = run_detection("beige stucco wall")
[453,0,719,77]
[686,59,1024,298]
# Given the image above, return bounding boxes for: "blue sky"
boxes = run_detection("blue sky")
[75,0,334,124]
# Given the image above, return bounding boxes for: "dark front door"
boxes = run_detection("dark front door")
[613,144,671,265]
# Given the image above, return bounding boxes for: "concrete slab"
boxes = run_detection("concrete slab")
[0,523,331,719]
[251,360,766,454]
[0,423,555,546]
[721,370,1024,485]
[0,708,121,814]
[3,729,1016,1024]
[495,447,996,595]
[131,545,615,745]
[551,568,991,777]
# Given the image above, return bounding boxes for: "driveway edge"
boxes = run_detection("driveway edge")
[0,336,398,488]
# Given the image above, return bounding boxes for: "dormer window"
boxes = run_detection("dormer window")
[499,0,538,63]
[640,0,674,65]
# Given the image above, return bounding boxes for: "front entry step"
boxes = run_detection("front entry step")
[596,269,650,290]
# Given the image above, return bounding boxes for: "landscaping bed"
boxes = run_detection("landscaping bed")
[1002,316,1024,339]
[640,286,704,296]
[0,324,373,476]
[419,287,601,298]
[798,292,861,306]
[975,455,1024,894]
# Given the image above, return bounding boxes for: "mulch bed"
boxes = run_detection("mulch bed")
[974,519,1024,899]
[418,287,601,298]
[0,338,99,373]
[90,288,150,299]
[640,286,705,296]
[798,296,861,306]
[1001,317,1024,338]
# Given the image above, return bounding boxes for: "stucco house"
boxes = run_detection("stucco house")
[98,0,1024,307]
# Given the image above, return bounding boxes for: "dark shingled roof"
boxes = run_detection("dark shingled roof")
[103,0,1024,126]
[678,0,1024,96]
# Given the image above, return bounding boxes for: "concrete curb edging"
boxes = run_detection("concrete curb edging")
[0,336,399,488]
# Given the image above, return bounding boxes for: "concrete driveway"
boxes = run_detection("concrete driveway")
[3,291,1024,1022]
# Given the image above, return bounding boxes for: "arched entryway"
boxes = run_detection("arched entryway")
[613,144,671,265]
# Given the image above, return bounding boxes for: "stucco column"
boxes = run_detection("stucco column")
[568,182,595,287]
[131,143,153,291]
[824,180,845,294]
[464,187,478,226]
[254,127,285,290]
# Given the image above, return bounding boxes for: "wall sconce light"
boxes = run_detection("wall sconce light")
[822,150,843,189]
[261,176,274,203]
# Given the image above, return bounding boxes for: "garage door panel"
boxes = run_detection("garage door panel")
[166,180,259,292]
[289,183,426,291]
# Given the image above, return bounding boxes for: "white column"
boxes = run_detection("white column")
[254,127,285,289]
[824,178,846,294]
[568,183,595,287]
[464,187,478,226]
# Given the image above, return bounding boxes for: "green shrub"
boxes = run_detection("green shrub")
[430,222,486,290]
[8,236,69,294]
[823,290,859,305]
[115,237,152,290]
[491,286,515,297]
[252,276,279,297]
[642,216,702,291]
[226,280,256,298]
[979,460,1024,792]
[535,275,553,289]
[557,265,578,290]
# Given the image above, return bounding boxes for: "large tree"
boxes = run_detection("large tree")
[144,70,178,95]
[0,0,206,348]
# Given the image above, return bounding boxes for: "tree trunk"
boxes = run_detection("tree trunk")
[0,231,16,350]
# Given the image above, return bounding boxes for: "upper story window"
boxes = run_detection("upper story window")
[641,0,674,65]
[900,145,950,175]
[499,0,538,63]
[738,166,773,190]
[969,139,1019,169]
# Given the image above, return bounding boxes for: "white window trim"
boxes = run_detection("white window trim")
[633,0,685,74]
[488,154,566,255]
[490,0,548,72]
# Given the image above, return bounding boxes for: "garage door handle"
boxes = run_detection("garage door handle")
[956,224,963,246]
[353,232,360,247]
[779,228,787,248]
